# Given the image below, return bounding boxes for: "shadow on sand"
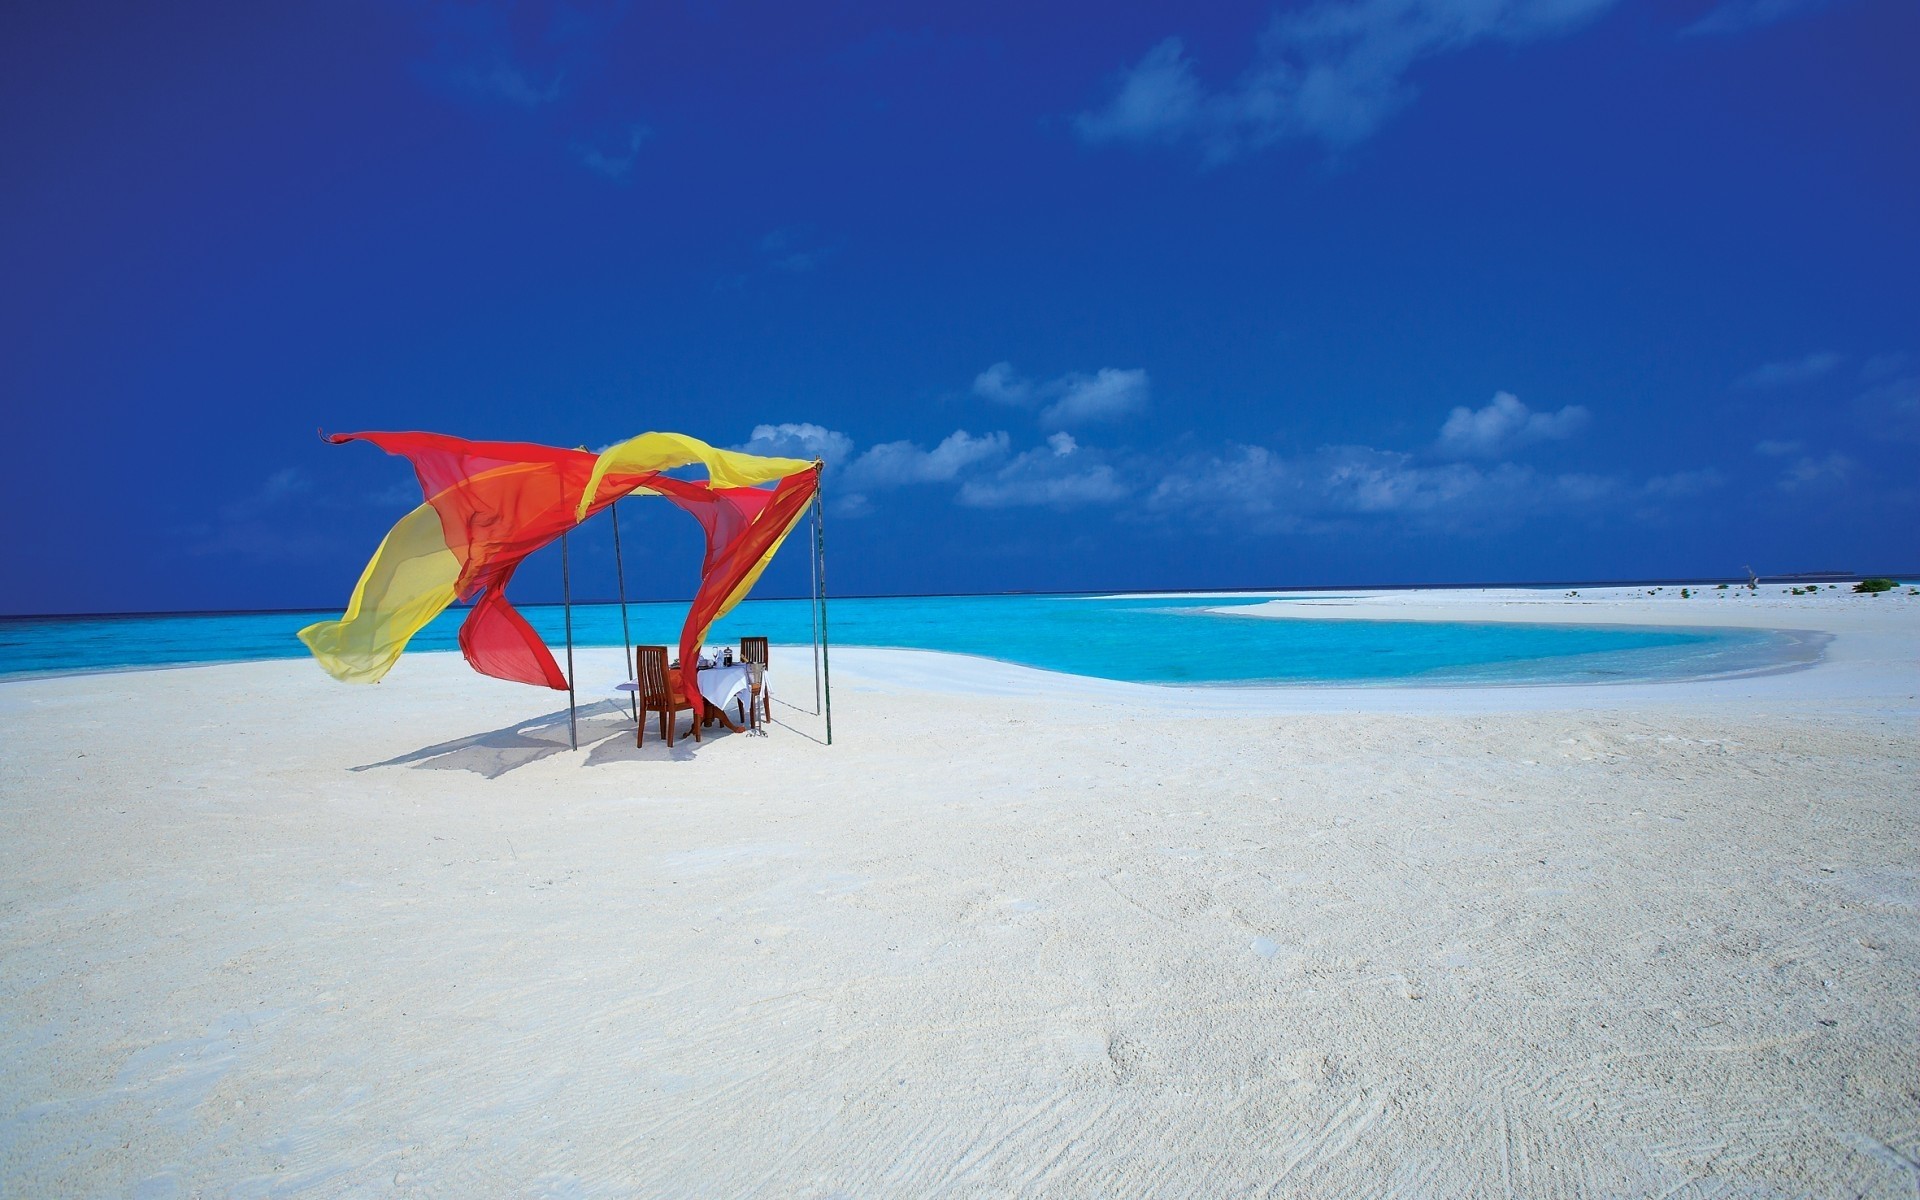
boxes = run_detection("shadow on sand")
[351,697,761,778]
[762,697,829,746]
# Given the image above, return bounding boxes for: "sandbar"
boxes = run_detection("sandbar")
[1,586,1915,1195]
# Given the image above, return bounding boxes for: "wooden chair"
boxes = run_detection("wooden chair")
[739,636,770,727]
[636,646,700,747]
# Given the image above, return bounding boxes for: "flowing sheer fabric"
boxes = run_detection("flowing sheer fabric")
[294,501,463,684]
[576,431,810,519]
[300,431,819,697]
[648,473,820,703]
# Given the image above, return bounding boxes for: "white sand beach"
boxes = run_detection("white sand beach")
[2,586,1915,1196]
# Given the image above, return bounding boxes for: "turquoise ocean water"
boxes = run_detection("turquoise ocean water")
[0,593,1806,687]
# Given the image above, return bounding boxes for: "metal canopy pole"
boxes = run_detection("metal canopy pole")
[612,499,635,723]
[809,495,822,716]
[813,480,832,747]
[562,529,578,751]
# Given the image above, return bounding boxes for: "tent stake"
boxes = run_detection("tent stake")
[814,486,832,747]
[562,529,578,751]
[612,499,635,723]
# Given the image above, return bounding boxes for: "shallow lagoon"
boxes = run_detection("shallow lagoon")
[0,592,1805,686]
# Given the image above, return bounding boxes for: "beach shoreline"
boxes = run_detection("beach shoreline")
[2,586,1915,1194]
[4,580,1907,695]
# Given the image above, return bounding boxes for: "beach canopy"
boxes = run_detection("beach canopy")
[299,430,818,704]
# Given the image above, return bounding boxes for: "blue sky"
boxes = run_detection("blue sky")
[2,0,1914,614]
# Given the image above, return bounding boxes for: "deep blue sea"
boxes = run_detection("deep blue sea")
[0,593,1805,687]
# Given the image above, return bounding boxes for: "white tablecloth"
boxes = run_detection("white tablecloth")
[694,663,755,712]
[617,664,763,713]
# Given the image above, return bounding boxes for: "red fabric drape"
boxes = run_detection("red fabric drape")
[649,472,820,703]
[328,431,818,700]
[330,432,600,689]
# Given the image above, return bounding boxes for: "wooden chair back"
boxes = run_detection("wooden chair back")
[637,646,673,706]
[741,636,769,666]
[634,645,699,746]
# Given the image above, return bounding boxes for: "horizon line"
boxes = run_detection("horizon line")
[3,570,1909,623]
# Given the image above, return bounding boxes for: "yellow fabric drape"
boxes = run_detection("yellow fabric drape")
[303,431,815,688]
[297,502,462,684]
[681,531,807,674]
[716,520,805,622]
[576,431,812,520]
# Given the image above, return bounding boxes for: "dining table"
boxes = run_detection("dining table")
[692,661,756,731]
[618,659,763,733]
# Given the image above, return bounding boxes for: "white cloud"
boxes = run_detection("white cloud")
[1861,352,1909,382]
[1317,447,1426,514]
[417,2,663,184]
[1854,373,1920,443]
[1628,469,1725,523]
[1777,452,1855,492]
[1147,442,1583,532]
[1076,0,1618,159]
[1435,391,1589,459]
[460,63,564,107]
[732,424,1020,510]
[973,362,1034,406]
[1147,444,1302,524]
[574,124,652,179]
[1735,351,1844,390]
[1041,368,1151,426]
[830,492,874,519]
[734,422,855,468]
[1144,426,1715,534]
[1682,0,1829,37]
[1072,39,1205,147]
[844,430,1009,489]
[969,362,1151,426]
[418,0,601,109]
[1640,468,1724,499]
[958,446,1129,509]
[719,396,1709,532]
[1321,446,1544,515]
